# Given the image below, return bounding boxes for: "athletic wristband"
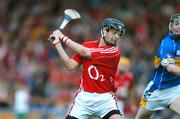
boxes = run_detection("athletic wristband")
[63,36,69,44]
[64,38,69,44]
[61,35,65,41]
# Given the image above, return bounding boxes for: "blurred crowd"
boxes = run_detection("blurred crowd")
[0,0,179,119]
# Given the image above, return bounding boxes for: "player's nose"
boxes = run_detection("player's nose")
[114,33,120,39]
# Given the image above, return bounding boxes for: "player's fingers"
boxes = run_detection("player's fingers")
[51,30,64,39]
[50,29,69,43]
[49,35,60,44]
[49,34,58,41]
[59,34,66,40]
[62,36,69,42]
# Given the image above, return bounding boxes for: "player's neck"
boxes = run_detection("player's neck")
[99,37,106,47]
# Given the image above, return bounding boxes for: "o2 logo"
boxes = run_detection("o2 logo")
[87,65,105,81]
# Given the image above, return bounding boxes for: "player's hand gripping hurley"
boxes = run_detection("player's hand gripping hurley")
[48,9,81,42]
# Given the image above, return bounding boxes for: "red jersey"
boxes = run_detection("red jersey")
[115,72,134,89]
[114,72,135,99]
[72,40,121,93]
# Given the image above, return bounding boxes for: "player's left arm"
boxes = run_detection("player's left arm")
[159,38,180,75]
[63,38,119,59]
[50,30,119,59]
[51,30,92,58]
[65,39,92,58]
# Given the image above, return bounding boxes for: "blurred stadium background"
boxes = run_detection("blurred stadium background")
[0,0,179,119]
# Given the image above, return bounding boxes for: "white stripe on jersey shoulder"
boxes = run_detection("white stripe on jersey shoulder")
[100,48,119,53]
[91,47,118,52]
[92,52,120,59]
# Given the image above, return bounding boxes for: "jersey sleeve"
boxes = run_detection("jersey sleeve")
[158,38,175,65]
[90,47,120,58]
[72,53,83,65]
[71,42,85,65]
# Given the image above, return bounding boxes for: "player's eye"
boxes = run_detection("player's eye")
[109,26,118,34]
[116,29,125,37]
[174,19,180,26]
[109,26,125,37]
[109,26,115,30]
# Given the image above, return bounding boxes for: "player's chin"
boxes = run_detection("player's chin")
[174,31,180,36]
[173,29,180,34]
[113,40,118,45]
[106,41,116,46]
[110,42,117,46]
[174,33,180,40]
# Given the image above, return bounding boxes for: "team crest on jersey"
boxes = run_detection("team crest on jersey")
[166,53,171,58]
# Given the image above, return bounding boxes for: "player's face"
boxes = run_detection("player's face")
[104,28,123,46]
[171,19,180,36]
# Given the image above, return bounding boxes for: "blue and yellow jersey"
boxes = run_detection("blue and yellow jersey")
[152,32,180,90]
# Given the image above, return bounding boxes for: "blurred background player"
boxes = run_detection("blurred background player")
[114,57,138,119]
[14,82,30,119]
[135,13,180,119]
[49,18,126,119]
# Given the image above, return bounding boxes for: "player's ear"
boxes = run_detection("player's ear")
[101,28,107,37]
[103,27,107,33]
[169,22,172,31]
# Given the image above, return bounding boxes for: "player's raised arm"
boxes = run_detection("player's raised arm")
[49,31,80,71]
[50,17,126,59]
[50,30,92,58]
[61,36,92,58]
